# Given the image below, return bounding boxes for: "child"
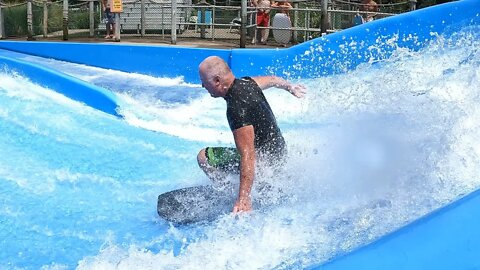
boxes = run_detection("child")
[102,0,116,39]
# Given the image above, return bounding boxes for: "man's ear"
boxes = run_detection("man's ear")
[214,75,222,86]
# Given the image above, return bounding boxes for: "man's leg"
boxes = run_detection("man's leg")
[197,147,240,185]
[111,22,116,38]
[197,148,224,182]
[105,22,110,38]
[260,14,269,44]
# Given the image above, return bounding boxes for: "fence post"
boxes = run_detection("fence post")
[0,6,4,39]
[27,0,35,40]
[292,1,299,43]
[43,0,48,37]
[111,0,122,41]
[141,0,145,36]
[320,0,329,34]
[200,4,206,38]
[409,0,416,11]
[114,13,120,41]
[63,0,68,40]
[171,0,177,44]
[89,0,94,37]
[240,0,247,48]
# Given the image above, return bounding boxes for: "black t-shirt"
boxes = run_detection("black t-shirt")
[224,77,286,158]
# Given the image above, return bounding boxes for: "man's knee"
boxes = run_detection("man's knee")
[197,148,208,167]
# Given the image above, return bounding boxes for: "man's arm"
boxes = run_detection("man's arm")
[252,76,307,98]
[232,125,256,214]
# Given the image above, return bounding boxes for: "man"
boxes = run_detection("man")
[197,56,306,214]
[360,0,378,23]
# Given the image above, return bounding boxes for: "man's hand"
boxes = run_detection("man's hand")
[233,196,252,214]
[289,84,307,98]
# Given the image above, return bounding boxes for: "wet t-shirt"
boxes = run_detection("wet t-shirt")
[224,77,286,159]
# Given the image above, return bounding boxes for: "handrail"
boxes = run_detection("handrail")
[333,0,410,7]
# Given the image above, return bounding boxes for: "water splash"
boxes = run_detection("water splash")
[0,26,479,269]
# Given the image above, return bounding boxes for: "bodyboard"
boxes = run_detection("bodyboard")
[157,185,237,224]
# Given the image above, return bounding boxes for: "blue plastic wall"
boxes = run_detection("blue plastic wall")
[0,49,120,117]
[232,0,480,78]
[311,188,480,270]
[0,41,230,83]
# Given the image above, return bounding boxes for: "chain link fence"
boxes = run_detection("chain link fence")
[0,0,413,46]
[0,0,98,38]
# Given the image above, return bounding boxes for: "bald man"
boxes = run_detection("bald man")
[197,56,306,214]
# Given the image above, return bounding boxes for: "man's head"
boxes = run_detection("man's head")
[199,56,235,98]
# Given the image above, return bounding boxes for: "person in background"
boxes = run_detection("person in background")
[271,0,292,18]
[102,0,116,39]
[359,0,378,23]
[197,56,307,213]
[251,0,273,44]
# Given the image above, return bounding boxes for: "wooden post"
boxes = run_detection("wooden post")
[63,0,68,40]
[43,0,48,37]
[293,1,299,43]
[111,0,123,41]
[200,5,206,38]
[0,6,5,39]
[320,0,329,35]
[171,0,177,44]
[114,13,120,41]
[240,0,246,48]
[140,0,145,36]
[89,0,94,37]
[27,0,35,40]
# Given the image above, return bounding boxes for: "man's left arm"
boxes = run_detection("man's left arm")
[252,76,307,98]
[232,125,256,214]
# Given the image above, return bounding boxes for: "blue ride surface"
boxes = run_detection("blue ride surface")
[0,0,479,269]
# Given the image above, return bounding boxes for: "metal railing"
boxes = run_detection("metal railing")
[0,0,413,47]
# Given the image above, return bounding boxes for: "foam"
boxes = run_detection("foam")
[74,27,480,269]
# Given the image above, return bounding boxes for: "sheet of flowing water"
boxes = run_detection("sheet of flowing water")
[0,26,479,269]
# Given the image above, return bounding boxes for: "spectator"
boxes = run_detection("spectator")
[271,0,292,18]
[102,0,116,39]
[359,0,378,23]
[251,0,273,44]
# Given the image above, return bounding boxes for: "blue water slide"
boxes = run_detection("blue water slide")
[231,0,480,78]
[0,49,120,117]
[0,41,231,83]
[0,0,479,268]
[311,188,480,270]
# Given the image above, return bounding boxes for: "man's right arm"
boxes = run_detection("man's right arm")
[252,76,307,98]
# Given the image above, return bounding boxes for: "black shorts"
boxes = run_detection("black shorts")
[205,147,240,174]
